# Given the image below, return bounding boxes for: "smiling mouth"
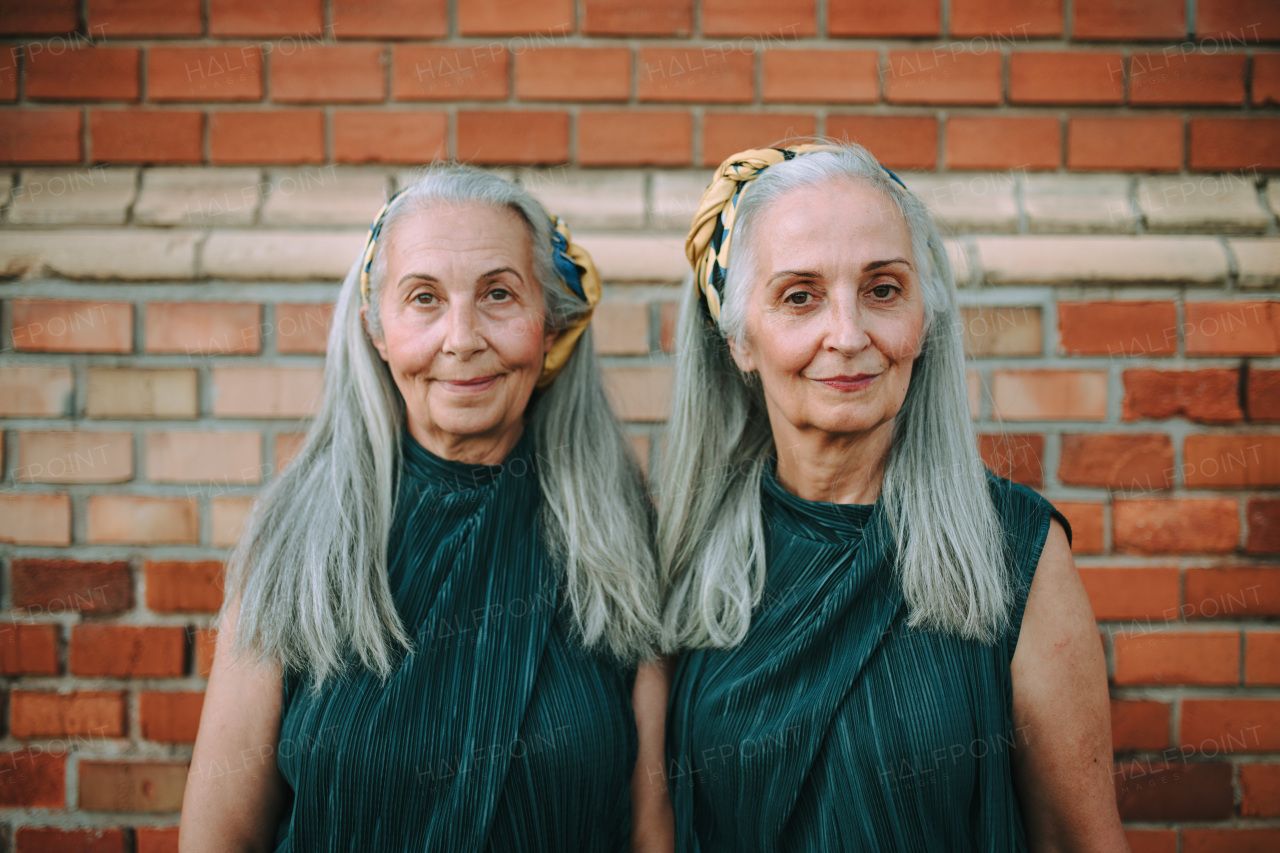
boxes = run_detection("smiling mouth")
[812,374,878,390]
[436,374,500,392]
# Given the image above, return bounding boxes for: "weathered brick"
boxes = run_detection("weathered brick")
[603,366,672,421]
[133,167,262,227]
[16,431,133,483]
[10,300,132,353]
[78,760,187,812]
[0,494,71,545]
[1230,238,1280,289]
[0,366,73,417]
[1058,433,1174,490]
[139,691,205,743]
[146,431,264,484]
[575,234,688,282]
[577,110,694,167]
[901,173,1019,233]
[0,230,200,279]
[975,236,1228,286]
[86,495,199,544]
[1122,368,1243,424]
[1137,174,1269,233]
[1022,175,1135,233]
[990,370,1108,421]
[1185,301,1280,356]
[86,368,199,419]
[959,305,1042,356]
[1113,499,1239,554]
[202,230,366,279]
[518,168,645,230]
[145,302,262,355]
[1057,301,1178,357]
[211,366,325,418]
[8,167,137,225]
[9,691,126,738]
[10,557,133,614]
[70,625,186,677]
[1184,435,1280,488]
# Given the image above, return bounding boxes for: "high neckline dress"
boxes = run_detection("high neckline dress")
[666,458,1072,852]
[271,424,638,852]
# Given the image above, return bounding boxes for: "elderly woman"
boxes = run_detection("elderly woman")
[659,143,1128,851]
[180,165,672,851]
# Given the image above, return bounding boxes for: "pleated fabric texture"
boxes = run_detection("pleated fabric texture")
[666,459,1072,853]
[272,424,638,852]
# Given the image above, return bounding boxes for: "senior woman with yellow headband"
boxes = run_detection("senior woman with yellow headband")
[659,142,1128,851]
[180,164,672,851]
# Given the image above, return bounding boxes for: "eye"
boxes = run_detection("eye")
[487,287,511,301]
[870,282,900,300]
[414,291,436,305]
[783,290,812,306]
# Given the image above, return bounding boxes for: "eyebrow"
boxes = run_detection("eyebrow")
[396,266,523,288]
[766,258,913,286]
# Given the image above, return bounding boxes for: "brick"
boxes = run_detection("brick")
[975,235,1228,286]
[516,47,630,101]
[1081,567,1180,621]
[651,171,713,231]
[591,302,650,355]
[578,110,692,167]
[16,432,132,484]
[1122,368,1243,424]
[10,558,132,614]
[951,0,1062,36]
[457,0,574,35]
[761,50,878,103]
[26,47,139,101]
[211,366,324,418]
[0,623,59,675]
[212,496,254,547]
[133,167,262,227]
[70,625,186,678]
[89,0,203,36]
[1196,0,1280,40]
[1248,369,1280,421]
[86,368,198,419]
[1185,567,1280,619]
[0,366,73,417]
[1113,631,1239,685]
[1058,301,1177,356]
[703,0,815,36]
[959,305,1042,356]
[0,750,64,807]
[519,168,645,230]
[945,116,1060,171]
[9,167,136,225]
[1241,763,1280,815]
[145,302,261,354]
[136,825,179,852]
[0,494,71,546]
[901,173,1019,233]
[12,827,126,852]
[202,229,365,279]
[578,234,689,282]
[91,110,203,164]
[1058,434,1173,490]
[1113,499,1239,554]
[87,495,199,545]
[78,760,187,811]
[392,45,509,101]
[210,111,324,165]
[260,168,388,226]
[275,432,307,471]
[603,366,672,421]
[990,370,1107,421]
[9,691,126,738]
[1072,0,1185,41]
[583,0,692,35]
[1008,51,1125,105]
[1180,699,1280,752]
[273,44,385,103]
[148,46,263,102]
[1255,53,1280,106]
[976,433,1043,486]
[331,0,447,38]
[638,47,754,103]
[1114,761,1232,820]
[456,111,569,165]
[146,431,263,484]
[10,300,131,352]
[0,110,81,164]
[0,229,201,279]
[885,51,1001,105]
[827,0,939,36]
[827,115,937,170]
[1183,829,1280,853]
[1022,175,1133,233]
[194,628,218,676]
[1055,501,1104,554]
[276,303,334,354]
[139,691,205,742]
[1185,301,1280,355]
[1248,499,1280,553]
[1067,116,1183,171]
[209,0,324,37]
[0,0,77,33]
[1246,633,1280,685]
[1129,54,1246,106]
[1190,118,1280,171]
[1232,238,1280,289]
[1138,174,1268,233]
[1185,435,1280,488]
[333,111,448,164]
[1110,699,1171,751]
[701,113,817,167]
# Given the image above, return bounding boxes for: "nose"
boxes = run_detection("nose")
[825,290,871,354]
[440,300,485,358]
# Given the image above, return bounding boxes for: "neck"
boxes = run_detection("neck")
[406,417,525,467]
[771,418,894,505]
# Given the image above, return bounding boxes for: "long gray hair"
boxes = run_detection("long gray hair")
[220,164,662,692]
[657,141,1009,652]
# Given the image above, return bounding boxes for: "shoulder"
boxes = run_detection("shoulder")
[982,468,1074,552]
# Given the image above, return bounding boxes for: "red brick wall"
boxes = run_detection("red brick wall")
[1,1,1279,849]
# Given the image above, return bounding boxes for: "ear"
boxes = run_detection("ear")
[360,302,390,362]
[726,332,757,375]
[542,322,561,355]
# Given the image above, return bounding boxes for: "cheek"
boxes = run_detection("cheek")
[490,314,549,367]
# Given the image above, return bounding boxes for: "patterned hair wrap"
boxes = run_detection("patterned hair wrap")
[358,191,600,390]
[684,144,911,330]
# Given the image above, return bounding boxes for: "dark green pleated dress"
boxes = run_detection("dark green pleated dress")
[272,424,638,852]
[666,459,1072,852]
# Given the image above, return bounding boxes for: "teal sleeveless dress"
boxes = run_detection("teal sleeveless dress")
[272,424,638,851]
[666,459,1072,852]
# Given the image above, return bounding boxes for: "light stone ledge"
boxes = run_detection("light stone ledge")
[1226,238,1280,290]
[260,168,392,227]
[9,168,139,226]
[1137,175,1270,234]
[134,168,263,228]
[974,235,1230,286]
[0,230,201,280]
[1022,175,1135,234]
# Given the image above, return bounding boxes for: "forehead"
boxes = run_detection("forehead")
[750,179,913,268]
[383,201,534,272]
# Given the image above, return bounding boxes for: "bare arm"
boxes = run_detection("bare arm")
[179,595,287,853]
[630,655,675,853]
[1010,519,1129,853]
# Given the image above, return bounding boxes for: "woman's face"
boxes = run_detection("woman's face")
[728,178,927,449]
[363,202,557,462]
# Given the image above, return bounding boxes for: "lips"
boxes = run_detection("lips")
[813,373,877,391]
[436,374,500,392]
